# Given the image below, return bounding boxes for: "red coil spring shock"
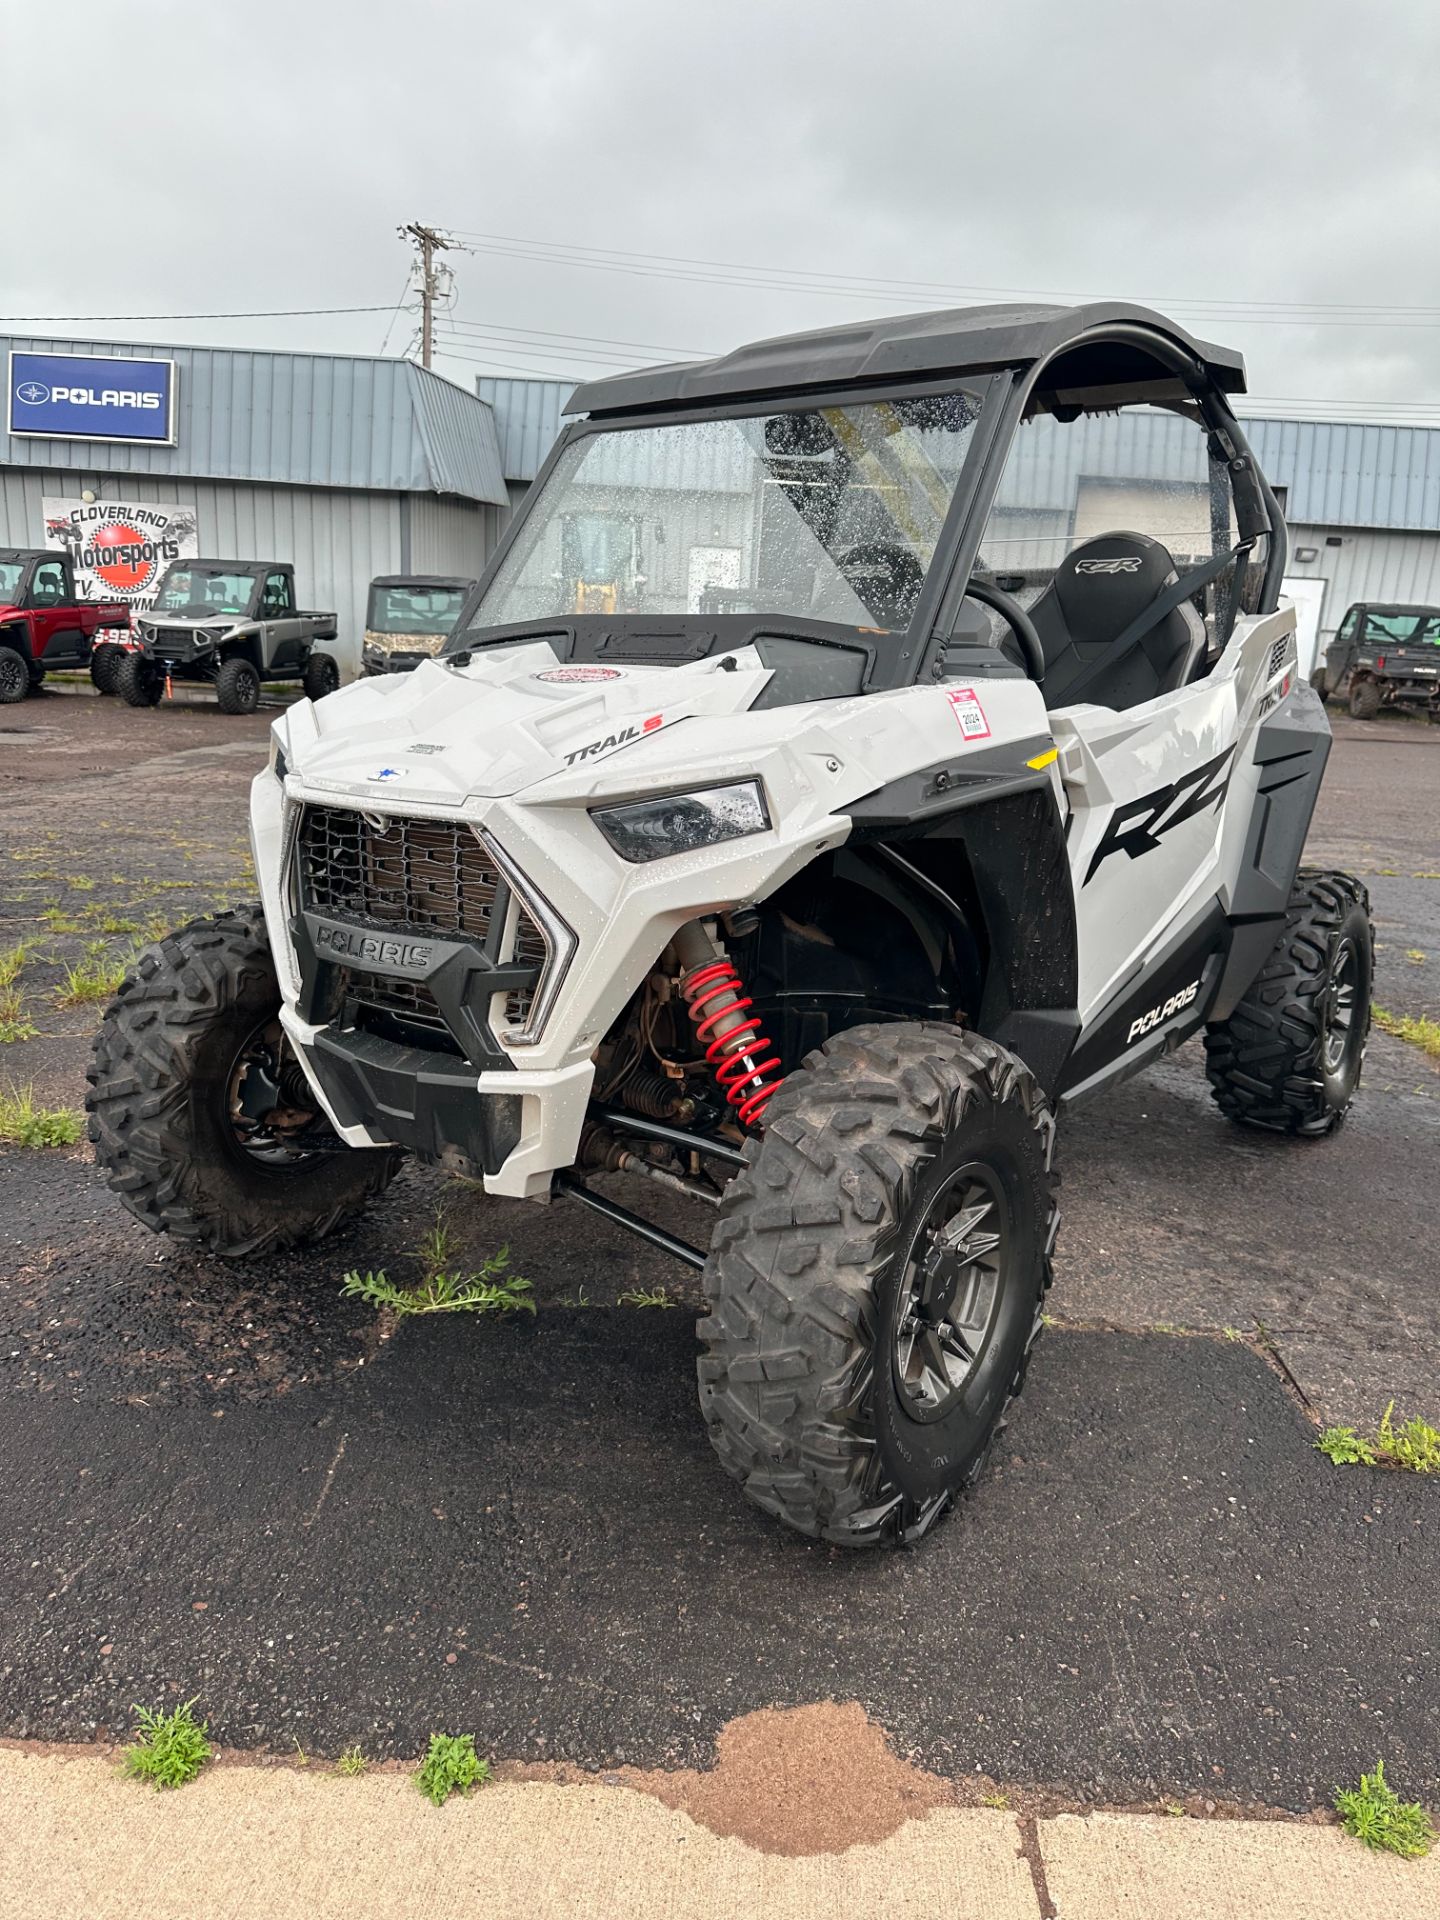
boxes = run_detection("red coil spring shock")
[681,958,784,1128]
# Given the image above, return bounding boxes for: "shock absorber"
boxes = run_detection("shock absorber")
[674,922,783,1129]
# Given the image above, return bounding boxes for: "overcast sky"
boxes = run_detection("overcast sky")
[7,0,1440,421]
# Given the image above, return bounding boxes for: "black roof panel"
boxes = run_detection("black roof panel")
[566,301,1246,417]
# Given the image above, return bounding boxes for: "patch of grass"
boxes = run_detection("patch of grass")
[65,874,95,892]
[1162,1801,1187,1817]
[1316,1425,1378,1467]
[1373,1006,1440,1060]
[980,1790,1009,1809]
[1334,1760,1435,1859]
[1222,1326,1246,1342]
[0,1084,84,1148]
[335,1745,367,1777]
[0,940,37,989]
[416,1732,490,1807]
[122,1699,212,1791]
[1376,1401,1440,1474]
[39,908,86,936]
[1315,1402,1440,1474]
[342,1216,535,1319]
[0,987,38,1044]
[1405,949,1427,964]
[55,942,134,1009]
[615,1286,679,1309]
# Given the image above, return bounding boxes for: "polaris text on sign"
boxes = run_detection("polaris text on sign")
[8,351,176,445]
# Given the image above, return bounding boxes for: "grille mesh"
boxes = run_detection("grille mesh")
[297,805,547,1039]
[1268,635,1291,681]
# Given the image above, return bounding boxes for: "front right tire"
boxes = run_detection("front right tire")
[0,646,29,704]
[87,905,401,1257]
[116,653,164,707]
[698,1023,1057,1547]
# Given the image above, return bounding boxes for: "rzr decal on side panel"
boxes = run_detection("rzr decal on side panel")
[1083,746,1235,885]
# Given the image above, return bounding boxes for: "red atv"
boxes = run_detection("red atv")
[0,549,130,703]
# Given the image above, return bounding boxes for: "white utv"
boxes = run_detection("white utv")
[88,303,1372,1546]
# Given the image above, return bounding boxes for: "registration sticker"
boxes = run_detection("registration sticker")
[945,686,991,740]
[535,665,623,683]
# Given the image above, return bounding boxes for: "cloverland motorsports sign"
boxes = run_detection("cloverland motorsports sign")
[43,498,199,612]
[8,349,176,445]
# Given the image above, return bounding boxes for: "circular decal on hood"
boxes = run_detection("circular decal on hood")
[534,665,623,683]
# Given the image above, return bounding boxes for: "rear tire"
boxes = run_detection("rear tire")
[116,653,164,707]
[302,653,340,702]
[1203,870,1372,1137]
[215,657,261,715]
[0,646,29,704]
[90,645,121,694]
[86,904,402,1258]
[698,1022,1058,1547]
[1309,667,1329,700]
[1349,678,1382,720]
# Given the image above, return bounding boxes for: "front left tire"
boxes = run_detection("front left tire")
[87,904,402,1258]
[0,646,29,704]
[698,1022,1057,1547]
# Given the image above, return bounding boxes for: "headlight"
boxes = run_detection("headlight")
[590,780,771,864]
[268,733,289,780]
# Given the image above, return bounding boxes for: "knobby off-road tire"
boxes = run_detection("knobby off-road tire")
[86,904,400,1258]
[699,1023,1058,1547]
[0,646,29,704]
[302,653,340,702]
[1203,870,1373,1136]
[90,645,121,694]
[116,652,163,707]
[1349,678,1382,720]
[215,657,261,715]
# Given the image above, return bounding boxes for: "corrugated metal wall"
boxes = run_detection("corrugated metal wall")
[406,494,501,578]
[475,378,574,483]
[1278,524,1440,638]
[2,462,422,676]
[2,335,507,503]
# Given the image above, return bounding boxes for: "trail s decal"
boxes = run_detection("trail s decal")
[1084,747,1235,884]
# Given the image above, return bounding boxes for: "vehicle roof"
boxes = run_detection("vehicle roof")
[167,558,286,572]
[0,548,48,563]
[566,302,1247,417]
[1351,601,1440,613]
[369,574,475,589]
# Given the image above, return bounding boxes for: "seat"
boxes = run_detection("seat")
[1027,531,1208,711]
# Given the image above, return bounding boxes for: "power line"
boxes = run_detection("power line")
[443,314,711,357]
[377,274,415,357]
[0,304,396,323]
[441,226,1440,327]
[399,224,461,369]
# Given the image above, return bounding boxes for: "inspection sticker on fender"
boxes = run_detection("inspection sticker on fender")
[945,686,991,740]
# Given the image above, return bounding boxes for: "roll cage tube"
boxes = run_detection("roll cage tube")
[918,323,1289,687]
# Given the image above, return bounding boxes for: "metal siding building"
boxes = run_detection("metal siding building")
[475,375,1440,646]
[1,336,508,673]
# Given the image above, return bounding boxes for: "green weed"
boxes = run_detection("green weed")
[0,940,37,989]
[0,1085,83,1148]
[416,1732,490,1807]
[1316,1426,1378,1467]
[615,1286,679,1309]
[1334,1760,1434,1858]
[55,943,134,1009]
[1373,1007,1440,1060]
[980,1790,1009,1809]
[343,1216,534,1319]
[1315,1403,1440,1474]
[335,1745,367,1777]
[0,987,38,1044]
[122,1700,212,1791]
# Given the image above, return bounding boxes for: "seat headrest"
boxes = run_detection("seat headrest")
[1051,533,1177,647]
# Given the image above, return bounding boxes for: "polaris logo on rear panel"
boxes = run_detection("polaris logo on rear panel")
[1127,978,1199,1044]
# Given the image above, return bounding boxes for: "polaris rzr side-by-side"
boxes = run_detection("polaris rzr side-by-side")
[88,302,1373,1547]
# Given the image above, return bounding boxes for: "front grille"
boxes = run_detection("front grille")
[296,804,548,1035]
[334,967,460,1053]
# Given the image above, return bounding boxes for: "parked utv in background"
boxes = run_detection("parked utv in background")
[0,549,129,703]
[361,574,474,676]
[1315,601,1440,720]
[90,300,1373,1550]
[120,560,341,714]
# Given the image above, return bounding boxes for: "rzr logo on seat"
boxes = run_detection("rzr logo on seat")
[1084,746,1235,884]
[1075,556,1142,574]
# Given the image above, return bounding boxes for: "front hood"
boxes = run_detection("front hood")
[0,602,22,622]
[279,642,772,802]
[139,614,232,634]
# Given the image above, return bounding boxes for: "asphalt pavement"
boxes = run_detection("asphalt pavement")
[0,687,1436,1814]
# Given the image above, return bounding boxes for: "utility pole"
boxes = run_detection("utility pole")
[398,223,457,369]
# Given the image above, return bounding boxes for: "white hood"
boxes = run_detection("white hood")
[279,642,772,803]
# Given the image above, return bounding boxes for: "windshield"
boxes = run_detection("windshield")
[368,583,468,635]
[152,566,256,617]
[1363,609,1440,646]
[0,561,25,603]
[459,387,989,640]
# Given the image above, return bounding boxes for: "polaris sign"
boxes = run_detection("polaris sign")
[8,350,176,445]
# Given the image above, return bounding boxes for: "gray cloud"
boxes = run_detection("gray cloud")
[7,0,1439,413]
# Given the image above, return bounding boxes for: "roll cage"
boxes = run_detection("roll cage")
[448,304,1285,695]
